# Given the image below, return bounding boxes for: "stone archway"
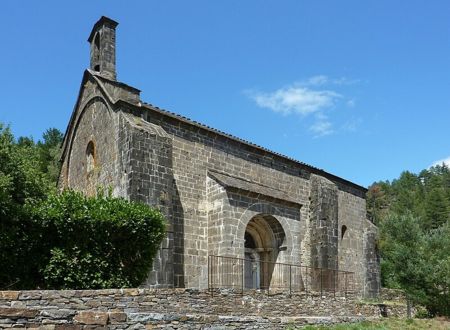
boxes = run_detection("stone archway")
[244,214,286,289]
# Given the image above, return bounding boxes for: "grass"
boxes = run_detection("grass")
[289,318,450,330]
[356,299,406,307]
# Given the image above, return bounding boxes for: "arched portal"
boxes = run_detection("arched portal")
[244,214,286,289]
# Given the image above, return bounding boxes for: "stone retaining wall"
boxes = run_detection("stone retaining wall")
[0,289,408,329]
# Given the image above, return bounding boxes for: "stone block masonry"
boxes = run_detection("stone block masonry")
[59,16,380,297]
[0,289,410,329]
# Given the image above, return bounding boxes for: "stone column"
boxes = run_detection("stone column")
[363,221,380,298]
[122,114,175,287]
[309,175,339,291]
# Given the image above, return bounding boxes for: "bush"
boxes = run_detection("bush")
[0,124,55,289]
[415,306,432,319]
[380,213,450,316]
[28,189,166,289]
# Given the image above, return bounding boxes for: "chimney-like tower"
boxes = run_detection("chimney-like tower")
[88,16,118,80]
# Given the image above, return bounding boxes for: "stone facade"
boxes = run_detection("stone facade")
[0,289,410,329]
[59,17,380,297]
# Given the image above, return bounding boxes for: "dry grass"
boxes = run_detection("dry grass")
[294,317,450,330]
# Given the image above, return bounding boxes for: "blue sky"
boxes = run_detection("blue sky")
[1,1,449,187]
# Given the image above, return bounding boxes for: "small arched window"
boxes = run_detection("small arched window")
[93,33,100,71]
[341,225,348,240]
[86,141,95,173]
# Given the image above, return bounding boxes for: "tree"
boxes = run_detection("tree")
[37,128,63,184]
[422,225,450,316]
[367,182,390,224]
[379,213,450,316]
[379,213,424,291]
[370,164,450,316]
[424,188,448,230]
[0,123,54,288]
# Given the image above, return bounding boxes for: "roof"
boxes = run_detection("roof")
[88,16,119,43]
[209,170,302,206]
[61,70,368,194]
[135,101,367,193]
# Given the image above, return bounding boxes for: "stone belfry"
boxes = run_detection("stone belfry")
[87,16,118,80]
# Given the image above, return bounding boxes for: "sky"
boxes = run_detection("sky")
[1,1,449,187]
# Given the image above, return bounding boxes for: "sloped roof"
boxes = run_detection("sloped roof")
[61,70,367,193]
[209,170,302,206]
[135,101,367,192]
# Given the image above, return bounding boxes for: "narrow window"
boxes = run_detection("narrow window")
[93,33,100,72]
[341,225,347,240]
[86,141,95,173]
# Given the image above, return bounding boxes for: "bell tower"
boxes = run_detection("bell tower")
[87,16,118,80]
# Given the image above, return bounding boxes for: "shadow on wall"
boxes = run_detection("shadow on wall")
[172,180,184,288]
[244,214,286,289]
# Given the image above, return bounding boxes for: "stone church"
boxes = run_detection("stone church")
[59,17,380,297]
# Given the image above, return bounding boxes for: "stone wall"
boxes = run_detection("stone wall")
[120,113,175,288]
[60,67,380,296]
[363,222,381,297]
[337,191,366,297]
[60,77,122,196]
[59,16,381,296]
[309,175,339,292]
[0,289,409,329]
[136,103,372,292]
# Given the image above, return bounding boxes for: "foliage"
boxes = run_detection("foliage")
[291,317,450,330]
[37,128,64,183]
[0,122,166,290]
[368,166,450,230]
[368,165,450,316]
[421,225,450,316]
[0,123,55,288]
[29,189,166,289]
[414,306,432,319]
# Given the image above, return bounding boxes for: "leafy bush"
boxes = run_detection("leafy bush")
[29,189,166,289]
[0,124,55,288]
[415,306,432,319]
[379,213,450,316]
[369,165,450,317]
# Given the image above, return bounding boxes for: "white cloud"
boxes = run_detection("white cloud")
[310,119,333,137]
[246,75,360,138]
[342,117,362,132]
[331,77,360,85]
[304,75,329,86]
[248,86,341,116]
[431,156,450,167]
[300,75,359,87]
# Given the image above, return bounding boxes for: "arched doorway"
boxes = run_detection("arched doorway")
[244,214,286,289]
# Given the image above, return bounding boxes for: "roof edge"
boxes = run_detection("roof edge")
[116,99,368,193]
[88,16,119,43]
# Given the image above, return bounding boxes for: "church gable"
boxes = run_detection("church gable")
[59,72,115,190]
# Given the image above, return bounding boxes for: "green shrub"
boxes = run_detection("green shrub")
[28,189,166,289]
[0,124,55,289]
[415,306,432,319]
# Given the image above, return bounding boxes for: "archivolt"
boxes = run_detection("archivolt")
[65,96,113,185]
[237,202,294,253]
